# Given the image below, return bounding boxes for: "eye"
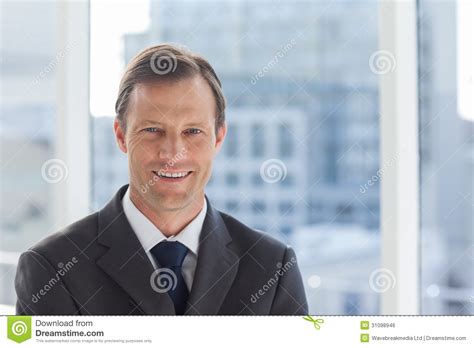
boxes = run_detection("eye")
[185,128,202,135]
[144,127,161,133]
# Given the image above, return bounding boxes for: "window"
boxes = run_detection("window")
[279,201,294,214]
[278,124,294,158]
[0,0,59,310]
[225,124,239,157]
[418,0,473,315]
[252,173,263,186]
[252,201,266,214]
[344,293,361,315]
[281,174,293,187]
[280,226,293,237]
[225,173,239,186]
[251,123,265,157]
[225,200,240,214]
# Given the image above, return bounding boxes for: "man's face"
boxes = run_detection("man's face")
[114,75,226,211]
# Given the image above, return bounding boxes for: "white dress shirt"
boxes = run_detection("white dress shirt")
[122,187,207,291]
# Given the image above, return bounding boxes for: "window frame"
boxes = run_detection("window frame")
[55,0,91,226]
[378,0,420,315]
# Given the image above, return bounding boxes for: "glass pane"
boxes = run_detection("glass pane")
[91,0,381,314]
[0,0,58,308]
[419,0,474,315]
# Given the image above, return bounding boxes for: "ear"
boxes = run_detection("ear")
[114,117,128,153]
[214,122,227,153]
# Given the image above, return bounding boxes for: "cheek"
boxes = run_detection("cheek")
[196,154,215,179]
[190,135,217,156]
[190,141,214,162]
[128,138,157,166]
[127,135,143,156]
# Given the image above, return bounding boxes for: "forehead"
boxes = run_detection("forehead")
[128,75,216,125]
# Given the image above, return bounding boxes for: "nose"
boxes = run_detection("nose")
[158,133,185,160]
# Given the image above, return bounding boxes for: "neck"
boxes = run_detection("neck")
[129,186,204,237]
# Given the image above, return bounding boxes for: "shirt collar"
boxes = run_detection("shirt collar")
[122,186,207,256]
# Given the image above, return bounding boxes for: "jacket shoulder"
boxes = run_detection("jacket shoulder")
[218,210,289,254]
[28,211,99,256]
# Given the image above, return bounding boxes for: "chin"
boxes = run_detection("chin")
[153,190,191,209]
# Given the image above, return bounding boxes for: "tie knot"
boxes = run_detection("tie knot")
[150,241,189,268]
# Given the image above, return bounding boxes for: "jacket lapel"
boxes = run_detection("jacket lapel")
[96,185,175,314]
[185,198,240,315]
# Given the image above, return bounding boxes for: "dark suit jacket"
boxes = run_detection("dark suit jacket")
[15,184,308,315]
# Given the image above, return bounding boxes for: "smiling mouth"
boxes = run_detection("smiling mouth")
[152,170,193,181]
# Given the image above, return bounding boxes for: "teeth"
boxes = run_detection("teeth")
[155,171,190,178]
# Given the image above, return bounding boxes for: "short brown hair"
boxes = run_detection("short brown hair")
[115,43,226,133]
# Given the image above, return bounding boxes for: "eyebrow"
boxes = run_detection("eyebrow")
[139,119,164,125]
[138,119,208,128]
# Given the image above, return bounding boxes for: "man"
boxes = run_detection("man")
[15,44,308,315]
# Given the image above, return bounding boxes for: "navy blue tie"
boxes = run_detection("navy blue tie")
[150,241,189,315]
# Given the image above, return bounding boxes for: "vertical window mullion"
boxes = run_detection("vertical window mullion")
[55,0,91,227]
[378,0,420,315]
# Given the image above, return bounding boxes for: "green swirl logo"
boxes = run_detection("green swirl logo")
[7,316,32,343]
